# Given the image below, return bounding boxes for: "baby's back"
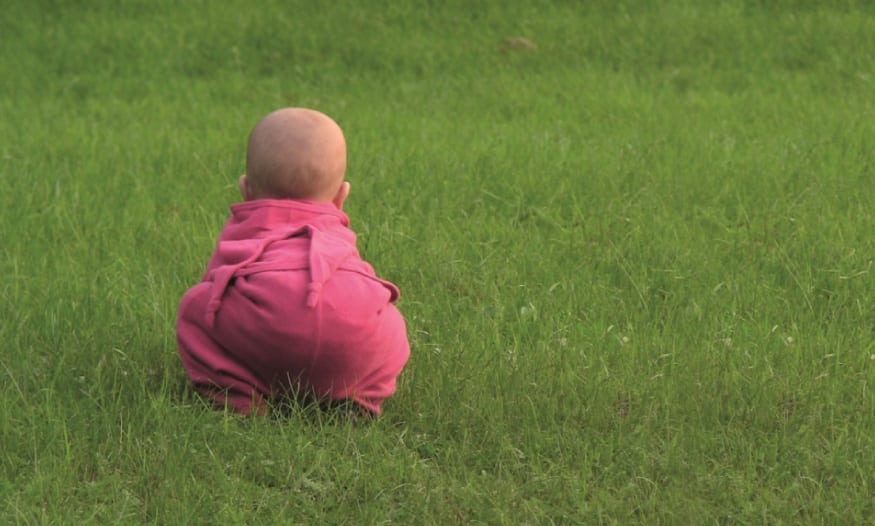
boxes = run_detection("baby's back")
[177,234,409,414]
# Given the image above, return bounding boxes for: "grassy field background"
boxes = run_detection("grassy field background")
[2,0,874,523]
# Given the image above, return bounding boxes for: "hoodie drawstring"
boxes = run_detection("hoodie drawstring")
[304,225,353,309]
[204,231,296,327]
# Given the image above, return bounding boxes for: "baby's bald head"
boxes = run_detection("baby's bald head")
[243,108,347,202]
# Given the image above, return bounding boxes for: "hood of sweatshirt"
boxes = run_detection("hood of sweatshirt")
[202,199,375,326]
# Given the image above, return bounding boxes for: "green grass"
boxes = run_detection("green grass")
[2,0,874,523]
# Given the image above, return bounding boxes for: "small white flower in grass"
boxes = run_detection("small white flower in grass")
[620,335,630,346]
[300,476,331,493]
[508,446,526,460]
[783,336,794,346]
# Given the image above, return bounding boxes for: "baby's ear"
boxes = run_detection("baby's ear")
[332,181,350,210]
[239,174,253,201]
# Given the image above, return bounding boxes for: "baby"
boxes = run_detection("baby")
[176,108,410,416]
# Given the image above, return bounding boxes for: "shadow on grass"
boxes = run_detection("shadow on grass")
[170,375,374,427]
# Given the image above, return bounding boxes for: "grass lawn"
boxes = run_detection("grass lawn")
[1,1,873,523]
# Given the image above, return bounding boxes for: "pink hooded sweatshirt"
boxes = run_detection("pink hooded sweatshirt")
[176,199,410,415]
